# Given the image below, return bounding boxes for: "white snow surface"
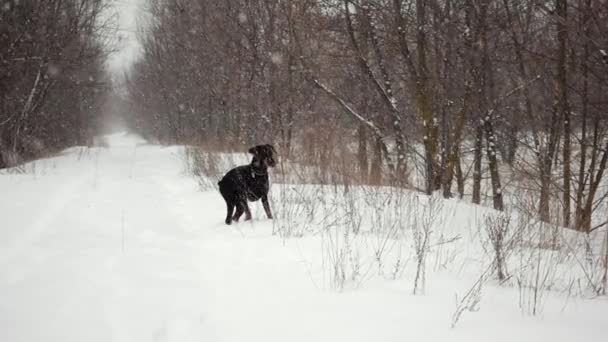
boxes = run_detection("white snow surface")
[0,133,607,342]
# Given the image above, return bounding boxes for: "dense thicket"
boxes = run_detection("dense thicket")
[126,0,608,232]
[0,0,112,167]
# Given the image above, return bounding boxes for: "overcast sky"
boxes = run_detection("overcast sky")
[106,0,146,74]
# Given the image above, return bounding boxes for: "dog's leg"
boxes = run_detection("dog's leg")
[262,195,273,219]
[225,202,235,225]
[232,202,244,222]
[243,202,252,221]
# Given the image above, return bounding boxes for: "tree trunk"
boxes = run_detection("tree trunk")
[393,0,439,192]
[472,125,483,205]
[358,122,368,182]
[370,136,383,185]
[575,0,591,231]
[557,0,571,227]
[416,0,439,194]
[539,109,561,223]
[456,154,465,199]
[602,227,608,295]
[485,119,504,211]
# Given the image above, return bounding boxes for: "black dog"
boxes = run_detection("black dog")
[218,144,277,225]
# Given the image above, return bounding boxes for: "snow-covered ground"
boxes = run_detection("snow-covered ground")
[1,133,607,342]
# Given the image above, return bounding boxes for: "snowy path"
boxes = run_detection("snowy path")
[0,134,378,342]
[1,133,607,342]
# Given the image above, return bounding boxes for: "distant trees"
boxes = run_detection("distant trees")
[0,0,112,167]
[127,0,608,232]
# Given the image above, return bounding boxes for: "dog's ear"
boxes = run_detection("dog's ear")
[248,146,258,155]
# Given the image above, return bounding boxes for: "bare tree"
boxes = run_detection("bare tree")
[0,0,112,167]
[124,0,608,233]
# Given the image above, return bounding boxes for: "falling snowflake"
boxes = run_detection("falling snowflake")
[271,52,283,65]
[47,63,60,77]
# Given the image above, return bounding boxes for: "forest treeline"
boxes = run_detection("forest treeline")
[0,0,112,167]
[122,1,606,232]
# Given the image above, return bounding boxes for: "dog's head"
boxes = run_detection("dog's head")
[249,144,277,168]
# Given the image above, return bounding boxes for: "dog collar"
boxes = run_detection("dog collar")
[251,169,267,178]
